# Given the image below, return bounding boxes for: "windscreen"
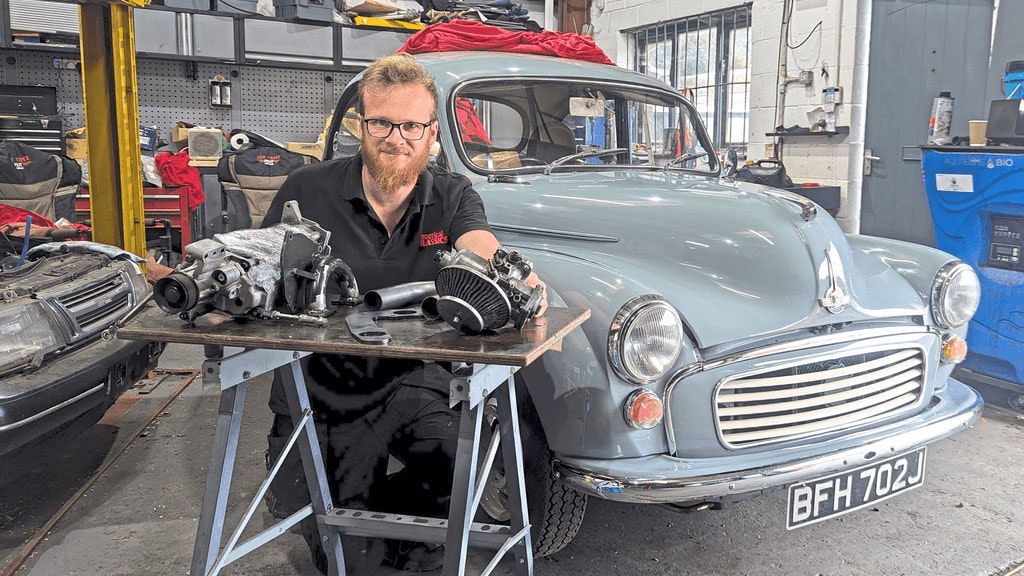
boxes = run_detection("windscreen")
[451,79,717,174]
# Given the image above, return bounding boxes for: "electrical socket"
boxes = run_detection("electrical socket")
[52,58,80,70]
[798,70,814,86]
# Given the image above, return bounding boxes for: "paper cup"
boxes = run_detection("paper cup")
[969,120,988,146]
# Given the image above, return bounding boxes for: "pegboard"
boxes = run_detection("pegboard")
[136,59,234,135]
[1,47,358,144]
[0,50,86,127]
[238,66,347,143]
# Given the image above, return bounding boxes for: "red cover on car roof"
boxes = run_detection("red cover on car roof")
[398,20,613,65]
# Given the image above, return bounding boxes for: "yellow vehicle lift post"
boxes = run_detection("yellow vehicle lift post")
[77,0,148,259]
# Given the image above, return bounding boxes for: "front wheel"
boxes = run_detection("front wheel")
[478,387,588,557]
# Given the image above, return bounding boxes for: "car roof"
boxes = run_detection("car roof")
[408,51,676,94]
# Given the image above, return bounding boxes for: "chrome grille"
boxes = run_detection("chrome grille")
[715,348,926,448]
[52,272,132,340]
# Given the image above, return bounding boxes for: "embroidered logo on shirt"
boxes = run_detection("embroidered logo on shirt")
[420,231,448,247]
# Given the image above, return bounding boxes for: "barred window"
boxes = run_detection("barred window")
[629,5,752,153]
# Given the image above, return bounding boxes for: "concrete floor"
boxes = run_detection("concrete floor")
[2,342,1023,576]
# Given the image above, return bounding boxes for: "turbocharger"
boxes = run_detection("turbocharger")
[153,201,358,324]
[433,246,544,334]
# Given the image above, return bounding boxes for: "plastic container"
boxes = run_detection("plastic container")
[921,148,1024,390]
[1003,60,1024,99]
[927,91,954,145]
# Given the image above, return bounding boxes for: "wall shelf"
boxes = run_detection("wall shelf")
[766,126,850,137]
[4,1,415,70]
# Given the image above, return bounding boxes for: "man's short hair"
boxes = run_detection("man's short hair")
[357,53,439,119]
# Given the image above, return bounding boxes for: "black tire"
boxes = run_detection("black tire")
[478,384,588,557]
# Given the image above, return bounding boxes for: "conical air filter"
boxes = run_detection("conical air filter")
[434,265,511,333]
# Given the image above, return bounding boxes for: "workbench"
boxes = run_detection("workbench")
[116,304,590,576]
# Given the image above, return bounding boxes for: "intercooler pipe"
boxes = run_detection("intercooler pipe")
[363,281,438,311]
[420,295,440,320]
[307,255,360,316]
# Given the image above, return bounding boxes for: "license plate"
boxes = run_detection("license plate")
[786,447,927,529]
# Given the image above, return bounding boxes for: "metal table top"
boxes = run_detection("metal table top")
[117,304,590,367]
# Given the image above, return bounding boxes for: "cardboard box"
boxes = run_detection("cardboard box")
[285,141,324,159]
[66,138,88,161]
[173,121,196,144]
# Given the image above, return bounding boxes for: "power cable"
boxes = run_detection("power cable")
[217,0,262,15]
[787,20,821,50]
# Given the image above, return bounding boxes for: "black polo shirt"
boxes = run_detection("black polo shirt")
[262,154,491,418]
[263,154,490,291]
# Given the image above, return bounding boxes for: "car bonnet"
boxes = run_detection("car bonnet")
[478,171,926,349]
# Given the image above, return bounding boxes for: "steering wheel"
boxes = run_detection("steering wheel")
[517,156,547,167]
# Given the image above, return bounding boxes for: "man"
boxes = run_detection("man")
[262,53,545,574]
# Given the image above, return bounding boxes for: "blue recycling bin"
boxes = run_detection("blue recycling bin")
[922,146,1024,391]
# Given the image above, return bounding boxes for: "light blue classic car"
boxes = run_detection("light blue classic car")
[324,51,983,554]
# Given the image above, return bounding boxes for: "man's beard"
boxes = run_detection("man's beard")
[362,143,430,192]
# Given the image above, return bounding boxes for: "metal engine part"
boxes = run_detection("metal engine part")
[152,201,358,324]
[345,308,424,345]
[363,281,438,311]
[433,246,544,333]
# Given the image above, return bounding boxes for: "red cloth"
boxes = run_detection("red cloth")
[398,20,613,65]
[455,98,492,144]
[0,203,89,231]
[154,150,206,209]
[0,203,57,228]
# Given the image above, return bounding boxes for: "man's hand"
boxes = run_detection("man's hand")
[455,229,548,317]
[526,271,548,317]
[144,254,175,286]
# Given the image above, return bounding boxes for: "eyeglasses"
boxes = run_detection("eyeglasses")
[361,118,435,141]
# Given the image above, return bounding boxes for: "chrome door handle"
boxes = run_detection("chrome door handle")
[864,148,879,175]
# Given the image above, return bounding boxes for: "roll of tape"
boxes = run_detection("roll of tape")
[229,133,250,150]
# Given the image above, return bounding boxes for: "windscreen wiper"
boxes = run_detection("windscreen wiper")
[663,151,710,171]
[544,148,629,175]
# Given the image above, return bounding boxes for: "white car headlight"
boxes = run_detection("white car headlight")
[0,300,65,376]
[608,295,684,385]
[123,262,150,302]
[930,261,980,329]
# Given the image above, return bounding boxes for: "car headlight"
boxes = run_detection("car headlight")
[0,301,65,376]
[123,262,150,302]
[930,261,980,329]
[608,294,684,385]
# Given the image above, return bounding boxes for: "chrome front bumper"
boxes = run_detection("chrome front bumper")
[553,379,983,504]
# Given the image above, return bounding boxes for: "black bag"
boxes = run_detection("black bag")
[733,159,793,188]
[0,140,81,222]
[217,146,316,230]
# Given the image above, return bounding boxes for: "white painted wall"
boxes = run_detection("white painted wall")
[590,0,866,231]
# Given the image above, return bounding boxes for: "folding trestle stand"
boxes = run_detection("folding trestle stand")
[190,345,534,576]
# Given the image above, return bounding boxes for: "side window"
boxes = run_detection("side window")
[460,99,527,170]
[479,100,523,148]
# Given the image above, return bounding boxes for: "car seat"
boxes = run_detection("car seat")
[217,145,317,230]
[0,140,81,222]
[527,121,577,163]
